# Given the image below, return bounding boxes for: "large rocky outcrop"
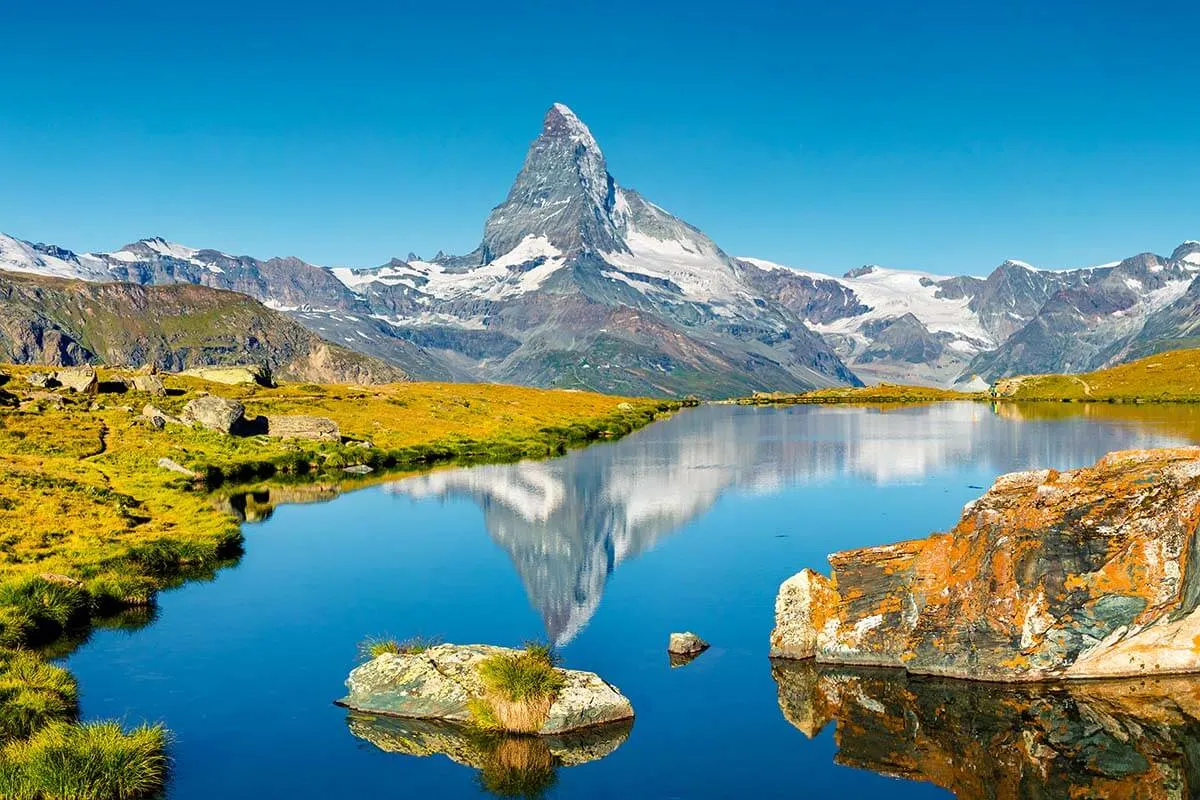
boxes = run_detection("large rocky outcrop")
[771,447,1200,681]
[339,644,633,735]
[773,659,1200,799]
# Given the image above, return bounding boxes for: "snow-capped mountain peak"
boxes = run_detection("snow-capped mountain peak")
[481,103,623,261]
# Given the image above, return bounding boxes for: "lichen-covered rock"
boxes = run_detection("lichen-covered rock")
[265,415,340,441]
[179,365,272,387]
[772,659,1200,799]
[132,374,167,396]
[55,366,97,393]
[25,372,53,388]
[771,448,1200,681]
[181,395,245,434]
[339,644,634,735]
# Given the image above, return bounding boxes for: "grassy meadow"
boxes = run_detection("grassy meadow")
[0,364,673,798]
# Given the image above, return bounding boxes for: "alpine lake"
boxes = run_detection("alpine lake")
[64,401,1200,798]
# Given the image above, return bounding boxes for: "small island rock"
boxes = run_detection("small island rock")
[667,632,710,655]
[339,644,634,735]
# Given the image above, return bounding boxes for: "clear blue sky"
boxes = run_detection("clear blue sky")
[2,0,1197,275]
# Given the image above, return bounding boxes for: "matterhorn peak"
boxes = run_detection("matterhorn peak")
[543,103,602,154]
[481,103,625,261]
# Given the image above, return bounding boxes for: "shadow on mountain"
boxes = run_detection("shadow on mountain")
[771,659,1200,798]
[345,713,632,798]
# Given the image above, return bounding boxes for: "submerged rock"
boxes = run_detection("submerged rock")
[771,448,1200,681]
[181,395,245,434]
[339,644,634,735]
[772,658,1200,799]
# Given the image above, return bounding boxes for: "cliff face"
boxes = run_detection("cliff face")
[0,271,406,385]
[771,447,1200,680]
[772,660,1200,799]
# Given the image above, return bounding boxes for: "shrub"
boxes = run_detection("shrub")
[471,644,566,734]
[0,721,168,800]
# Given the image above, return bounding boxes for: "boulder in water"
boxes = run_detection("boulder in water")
[339,644,633,735]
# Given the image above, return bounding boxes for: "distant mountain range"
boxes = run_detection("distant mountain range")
[1,103,1197,396]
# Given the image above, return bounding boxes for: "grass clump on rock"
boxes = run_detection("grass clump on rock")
[470,643,566,734]
[357,634,440,662]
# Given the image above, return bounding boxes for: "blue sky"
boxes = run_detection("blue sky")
[2,0,1197,275]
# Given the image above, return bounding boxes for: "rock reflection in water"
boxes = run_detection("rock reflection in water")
[346,713,631,798]
[771,659,1200,798]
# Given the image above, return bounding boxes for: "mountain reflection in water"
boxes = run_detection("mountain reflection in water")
[772,659,1200,798]
[385,402,1194,645]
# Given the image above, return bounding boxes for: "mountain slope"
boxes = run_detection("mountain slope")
[0,271,407,384]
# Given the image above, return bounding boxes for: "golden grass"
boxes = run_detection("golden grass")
[470,645,566,734]
[993,348,1200,402]
[739,383,986,406]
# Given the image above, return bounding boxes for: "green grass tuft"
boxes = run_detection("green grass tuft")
[0,720,168,800]
[357,634,440,662]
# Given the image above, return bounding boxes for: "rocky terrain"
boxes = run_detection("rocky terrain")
[770,447,1200,680]
[773,659,1200,798]
[0,270,406,384]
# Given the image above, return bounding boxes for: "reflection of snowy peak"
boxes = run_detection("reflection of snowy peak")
[386,403,1180,645]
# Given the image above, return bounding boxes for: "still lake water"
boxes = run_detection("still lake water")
[65,402,1200,798]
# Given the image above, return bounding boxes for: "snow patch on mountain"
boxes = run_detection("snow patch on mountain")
[333,235,566,302]
[0,234,114,280]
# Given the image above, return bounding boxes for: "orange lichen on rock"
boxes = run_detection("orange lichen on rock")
[771,447,1200,681]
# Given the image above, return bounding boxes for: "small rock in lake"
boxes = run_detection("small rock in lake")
[667,631,710,656]
[343,464,374,475]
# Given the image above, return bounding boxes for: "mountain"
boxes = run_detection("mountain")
[332,103,859,396]
[0,270,407,384]
[740,246,1199,387]
[1,104,1197,393]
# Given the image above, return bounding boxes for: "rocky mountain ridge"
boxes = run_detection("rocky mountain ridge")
[1,105,1196,393]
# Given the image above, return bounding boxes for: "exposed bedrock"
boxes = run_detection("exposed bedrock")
[771,447,1200,680]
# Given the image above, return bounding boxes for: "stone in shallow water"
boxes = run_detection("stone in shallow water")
[339,644,634,735]
[771,447,1200,681]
